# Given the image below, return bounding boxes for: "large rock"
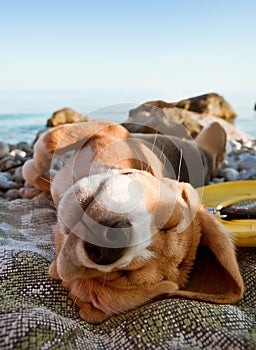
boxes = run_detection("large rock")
[47,108,91,127]
[176,93,237,123]
[123,104,202,138]
[123,102,252,142]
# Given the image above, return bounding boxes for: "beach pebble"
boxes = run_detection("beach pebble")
[10,149,27,158]
[237,154,256,170]
[1,172,12,180]
[4,189,21,200]
[218,167,239,181]
[0,175,21,190]
[237,168,256,180]
[0,142,10,159]
[210,177,225,184]
[16,141,33,153]
[19,182,42,199]
[223,156,239,170]
[11,166,24,183]
[0,156,18,171]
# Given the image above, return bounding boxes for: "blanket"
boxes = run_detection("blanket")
[0,197,256,349]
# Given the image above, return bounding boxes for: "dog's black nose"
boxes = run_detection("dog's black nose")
[84,243,127,265]
[84,221,131,265]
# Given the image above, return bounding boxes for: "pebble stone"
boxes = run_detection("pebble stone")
[0,141,33,200]
[213,139,256,183]
[0,141,10,158]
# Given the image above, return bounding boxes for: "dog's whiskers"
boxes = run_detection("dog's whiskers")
[177,148,183,182]
[102,273,107,287]
[146,133,158,173]
[73,279,84,307]
[161,146,167,171]
[39,176,53,185]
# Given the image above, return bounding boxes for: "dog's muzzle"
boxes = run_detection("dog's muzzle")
[83,221,132,265]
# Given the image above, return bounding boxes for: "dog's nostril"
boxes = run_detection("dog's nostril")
[88,245,103,263]
[83,220,132,265]
[84,242,127,265]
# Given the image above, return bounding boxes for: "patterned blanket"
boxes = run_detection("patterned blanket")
[0,197,256,349]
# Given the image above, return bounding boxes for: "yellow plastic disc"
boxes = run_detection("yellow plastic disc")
[196,180,256,247]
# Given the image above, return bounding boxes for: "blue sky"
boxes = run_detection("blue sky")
[0,0,256,113]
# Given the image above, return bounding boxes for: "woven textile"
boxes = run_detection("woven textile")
[0,198,256,349]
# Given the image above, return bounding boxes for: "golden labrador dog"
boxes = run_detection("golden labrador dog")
[22,121,244,324]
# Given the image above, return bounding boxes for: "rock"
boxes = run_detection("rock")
[1,172,12,180]
[143,100,177,109]
[4,189,20,200]
[0,156,19,171]
[123,104,201,138]
[176,93,237,123]
[10,149,27,158]
[0,174,21,190]
[19,182,42,199]
[11,166,24,183]
[46,107,91,127]
[16,141,33,153]
[237,168,256,180]
[0,141,10,158]
[237,154,256,170]
[124,102,250,141]
[218,167,239,181]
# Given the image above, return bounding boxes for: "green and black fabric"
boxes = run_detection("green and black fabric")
[0,198,256,349]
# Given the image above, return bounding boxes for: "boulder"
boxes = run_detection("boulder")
[123,102,252,142]
[143,100,176,109]
[123,104,202,139]
[176,93,237,123]
[46,108,91,127]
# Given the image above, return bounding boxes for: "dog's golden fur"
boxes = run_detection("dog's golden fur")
[22,121,244,323]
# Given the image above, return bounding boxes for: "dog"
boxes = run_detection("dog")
[22,120,244,324]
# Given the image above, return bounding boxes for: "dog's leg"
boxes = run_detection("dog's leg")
[70,280,178,324]
[22,121,126,193]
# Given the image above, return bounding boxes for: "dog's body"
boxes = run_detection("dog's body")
[22,121,243,323]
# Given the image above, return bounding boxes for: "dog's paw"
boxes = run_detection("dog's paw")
[49,260,60,280]
[19,182,42,199]
[78,302,109,324]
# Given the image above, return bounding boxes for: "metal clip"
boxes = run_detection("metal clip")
[208,208,227,219]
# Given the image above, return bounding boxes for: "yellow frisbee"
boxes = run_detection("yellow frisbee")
[196,180,256,247]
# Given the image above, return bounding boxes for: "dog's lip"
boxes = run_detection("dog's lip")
[62,266,123,283]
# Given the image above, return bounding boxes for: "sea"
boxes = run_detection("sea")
[0,102,255,145]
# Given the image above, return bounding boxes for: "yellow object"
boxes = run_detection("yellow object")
[196,180,256,247]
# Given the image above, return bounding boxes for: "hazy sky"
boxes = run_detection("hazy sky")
[1,0,255,112]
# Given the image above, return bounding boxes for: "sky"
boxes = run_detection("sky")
[0,0,256,113]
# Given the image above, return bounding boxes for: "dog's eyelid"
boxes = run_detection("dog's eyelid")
[121,170,134,175]
[159,223,178,233]
[160,228,170,233]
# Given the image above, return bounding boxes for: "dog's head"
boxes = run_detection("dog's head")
[54,169,185,273]
[52,169,243,306]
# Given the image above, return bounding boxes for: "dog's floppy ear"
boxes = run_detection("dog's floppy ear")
[171,193,244,304]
